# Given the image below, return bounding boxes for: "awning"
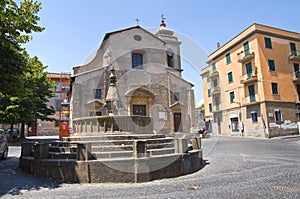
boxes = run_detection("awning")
[230,114,238,118]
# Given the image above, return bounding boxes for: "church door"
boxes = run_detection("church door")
[133,105,146,116]
[174,113,182,132]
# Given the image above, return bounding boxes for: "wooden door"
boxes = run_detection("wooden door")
[174,113,182,132]
[133,105,146,116]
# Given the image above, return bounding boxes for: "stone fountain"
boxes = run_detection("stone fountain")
[19,67,203,183]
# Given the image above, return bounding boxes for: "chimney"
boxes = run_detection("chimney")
[217,42,220,49]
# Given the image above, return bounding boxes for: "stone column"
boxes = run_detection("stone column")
[192,137,201,150]
[77,143,93,161]
[174,138,188,153]
[133,140,147,158]
[33,143,49,159]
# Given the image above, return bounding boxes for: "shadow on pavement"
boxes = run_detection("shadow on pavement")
[0,148,63,197]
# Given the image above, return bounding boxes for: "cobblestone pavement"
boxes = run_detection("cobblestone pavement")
[1,136,300,198]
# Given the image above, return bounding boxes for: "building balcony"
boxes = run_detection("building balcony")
[212,104,222,113]
[292,73,300,82]
[240,74,258,84]
[210,70,219,78]
[289,51,300,61]
[211,87,221,96]
[242,94,260,106]
[238,51,255,63]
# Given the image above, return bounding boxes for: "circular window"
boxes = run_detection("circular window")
[133,35,142,41]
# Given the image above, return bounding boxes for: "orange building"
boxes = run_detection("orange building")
[29,73,71,136]
[201,23,300,138]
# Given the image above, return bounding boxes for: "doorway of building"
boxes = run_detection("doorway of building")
[174,113,182,132]
[133,105,146,116]
[216,116,221,135]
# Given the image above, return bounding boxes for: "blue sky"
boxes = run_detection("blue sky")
[23,0,300,105]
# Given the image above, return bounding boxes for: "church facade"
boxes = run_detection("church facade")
[71,19,196,134]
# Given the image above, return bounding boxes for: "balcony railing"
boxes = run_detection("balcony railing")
[292,71,300,82]
[240,73,258,84]
[212,104,222,112]
[211,87,221,95]
[238,50,255,63]
[289,51,300,61]
[242,94,260,105]
[210,70,219,78]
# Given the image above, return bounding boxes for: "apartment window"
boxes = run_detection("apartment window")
[215,96,220,110]
[294,63,300,78]
[228,72,233,83]
[132,53,143,69]
[212,62,216,71]
[248,85,256,102]
[229,91,235,103]
[246,62,253,78]
[271,82,279,95]
[93,89,101,99]
[207,76,210,83]
[243,41,250,56]
[173,92,180,101]
[208,89,211,97]
[213,79,218,87]
[55,94,60,111]
[209,103,212,112]
[251,111,258,123]
[55,81,60,92]
[265,37,272,49]
[290,42,297,56]
[268,59,276,71]
[226,53,231,64]
[274,109,282,122]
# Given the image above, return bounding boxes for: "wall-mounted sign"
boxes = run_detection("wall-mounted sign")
[268,113,274,117]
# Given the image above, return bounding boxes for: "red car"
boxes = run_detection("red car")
[197,128,208,136]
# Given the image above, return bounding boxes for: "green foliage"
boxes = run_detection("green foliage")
[0,0,55,127]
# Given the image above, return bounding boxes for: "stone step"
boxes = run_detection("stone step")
[51,141,78,147]
[92,145,133,152]
[49,152,77,159]
[62,134,167,142]
[147,143,174,149]
[49,146,77,153]
[148,148,175,156]
[63,138,174,147]
[93,151,133,159]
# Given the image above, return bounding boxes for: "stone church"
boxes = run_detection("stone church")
[71,19,196,134]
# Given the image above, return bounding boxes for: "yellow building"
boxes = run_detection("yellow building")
[201,23,300,138]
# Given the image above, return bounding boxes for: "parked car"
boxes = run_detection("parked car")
[5,128,20,140]
[0,129,8,159]
[197,128,208,137]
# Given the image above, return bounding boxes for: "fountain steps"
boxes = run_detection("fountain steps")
[47,134,175,160]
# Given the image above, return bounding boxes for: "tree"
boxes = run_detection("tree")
[0,0,44,96]
[17,54,55,139]
[0,0,54,139]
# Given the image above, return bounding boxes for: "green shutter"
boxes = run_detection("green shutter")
[228,72,233,83]
[268,60,275,71]
[265,37,272,49]
[226,53,231,64]
[230,92,235,103]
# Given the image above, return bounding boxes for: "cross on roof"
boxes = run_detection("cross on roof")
[135,18,140,26]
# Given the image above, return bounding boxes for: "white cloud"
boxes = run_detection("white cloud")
[196,98,204,108]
